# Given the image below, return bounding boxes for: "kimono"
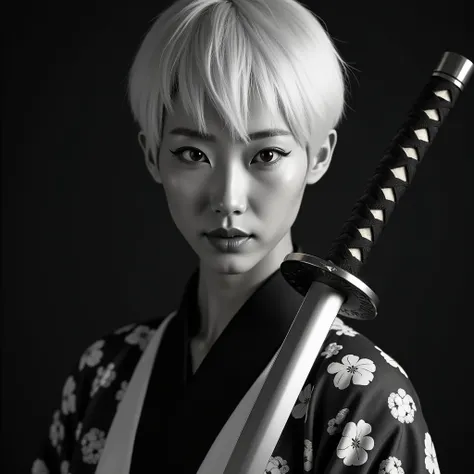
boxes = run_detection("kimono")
[32,247,441,474]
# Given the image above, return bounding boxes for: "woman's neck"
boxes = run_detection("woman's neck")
[196,233,294,347]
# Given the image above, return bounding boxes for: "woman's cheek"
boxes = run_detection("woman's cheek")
[259,165,306,202]
[165,171,203,201]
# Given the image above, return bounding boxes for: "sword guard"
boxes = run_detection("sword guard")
[280,252,379,320]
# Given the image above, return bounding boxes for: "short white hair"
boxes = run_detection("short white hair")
[128,0,352,163]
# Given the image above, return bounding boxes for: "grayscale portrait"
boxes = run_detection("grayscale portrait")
[3,1,472,473]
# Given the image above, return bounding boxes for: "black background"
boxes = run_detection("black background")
[3,1,472,472]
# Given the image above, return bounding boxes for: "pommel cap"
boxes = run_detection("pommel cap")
[432,51,473,90]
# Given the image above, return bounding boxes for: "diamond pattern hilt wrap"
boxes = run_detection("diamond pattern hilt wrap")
[281,52,473,320]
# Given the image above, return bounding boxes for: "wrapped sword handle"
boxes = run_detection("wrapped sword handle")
[326,52,473,277]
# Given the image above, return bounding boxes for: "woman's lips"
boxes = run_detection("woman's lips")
[205,235,252,252]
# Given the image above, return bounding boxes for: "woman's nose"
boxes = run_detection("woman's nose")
[212,199,246,215]
[209,165,248,216]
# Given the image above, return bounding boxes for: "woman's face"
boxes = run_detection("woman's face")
[148,96,335,275]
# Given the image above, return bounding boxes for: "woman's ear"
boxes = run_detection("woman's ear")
[138,131,162,184]
[306,129,337,185]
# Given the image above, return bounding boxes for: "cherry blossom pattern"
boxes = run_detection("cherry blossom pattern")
[32,459,49,474]
[304,439,313,472]
[375,346,408,378]
[336,419,375,466]
[321,342,343,359]
[115,380,129,404]
[49,410,65,454]
[331,317,358,337]
[265,456,290,474]
[79,340,105,371]
[378,456,404,474]
[61,376,76,415]
[60,460,71,474]
[125,325,155,351]
[424,432,440,474]
[75,422,83,441]
[327,354,376,390]
[114,323,137,335]
[291,383,314,420]
[90,363,117,398]
[327,407,350,435]
[388,388,416,423]
[81,428,106,464]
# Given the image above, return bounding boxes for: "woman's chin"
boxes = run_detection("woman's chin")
[199,250,260,275]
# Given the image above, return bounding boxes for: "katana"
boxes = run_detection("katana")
[224,51,473,474]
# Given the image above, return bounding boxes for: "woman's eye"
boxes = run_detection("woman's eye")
[169,147,208,164]
[252,148,291,166]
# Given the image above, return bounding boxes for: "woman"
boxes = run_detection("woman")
[32,0,440,472]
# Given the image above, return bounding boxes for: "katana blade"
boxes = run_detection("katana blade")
[223,51,473,474]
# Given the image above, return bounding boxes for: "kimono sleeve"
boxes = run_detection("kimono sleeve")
[31,356,92,474]
[30,327,124,474]
[302,329,441,473]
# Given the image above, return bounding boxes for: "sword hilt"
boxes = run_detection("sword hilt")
[282,52,473,320]
[327,52,472,276]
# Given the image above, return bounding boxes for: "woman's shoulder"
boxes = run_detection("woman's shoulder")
[315,316,411,384]
[297,324,436,472]
[56,311,176,421]
[306,316,421,410]
[30,311,178,472]
[71,310,177,391]
[82,310,175,361]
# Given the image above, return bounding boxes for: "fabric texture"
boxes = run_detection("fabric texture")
[32,264,440,474]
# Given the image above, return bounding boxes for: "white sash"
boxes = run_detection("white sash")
[95,311,277,474]
[95,311,175,474]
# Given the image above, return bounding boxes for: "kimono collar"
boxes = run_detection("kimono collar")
[131,242,304,473]
[186,241,303,340]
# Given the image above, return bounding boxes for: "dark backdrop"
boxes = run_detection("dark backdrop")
[3,1,472,473]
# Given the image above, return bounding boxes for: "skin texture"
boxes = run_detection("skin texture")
[139,95,337,360]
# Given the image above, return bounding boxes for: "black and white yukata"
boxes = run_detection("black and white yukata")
[32,249,441,473]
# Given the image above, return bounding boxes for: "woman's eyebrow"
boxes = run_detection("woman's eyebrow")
[168,127,293,142]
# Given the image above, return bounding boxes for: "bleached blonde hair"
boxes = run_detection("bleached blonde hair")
[128,0,351,164]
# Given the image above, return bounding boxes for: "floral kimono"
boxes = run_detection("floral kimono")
[32,248,441,474]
